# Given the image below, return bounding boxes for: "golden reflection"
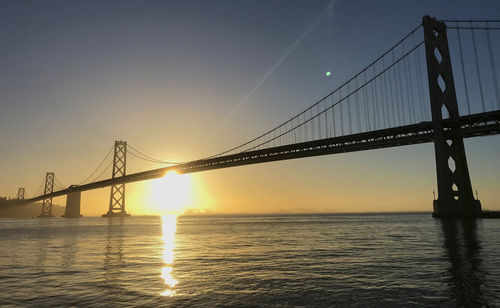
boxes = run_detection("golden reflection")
[161,215,178,297]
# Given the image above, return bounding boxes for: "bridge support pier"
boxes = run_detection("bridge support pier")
[102,141,130,217]
[432,199,482,218]
[423,16,482,218]
[62,191,82,218]
[38,172,55,218]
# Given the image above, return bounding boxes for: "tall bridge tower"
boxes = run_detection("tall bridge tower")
[17,188,25,200]
[102,141,130,217]
[38,172,55,217]
[422,16,481,217]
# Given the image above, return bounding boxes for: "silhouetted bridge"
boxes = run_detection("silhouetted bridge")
[13,16,500,218]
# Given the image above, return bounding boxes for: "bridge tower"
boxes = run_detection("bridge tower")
[17,188,25,200]
[38,172,55,218]
[422,16,481,217]
[102,141,130,217]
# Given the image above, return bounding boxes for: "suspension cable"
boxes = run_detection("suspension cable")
[242,41,424,152]
[456,24,471,114]
[485,21,500,109]
[54,183,66,191]
[90,160,113,183]
[127,144,182,164]
[32,178,46,197]
[446,26,500,30]
[470,22,486,112]
[77,145,114,185]
[440,19,500,23]
[54,175,66,189]
[203,24,423,158]
[127,150,171,165]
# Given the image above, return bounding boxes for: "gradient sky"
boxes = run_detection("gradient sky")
[1,0,499,215]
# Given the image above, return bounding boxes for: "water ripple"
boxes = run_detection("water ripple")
[0,213,499,307]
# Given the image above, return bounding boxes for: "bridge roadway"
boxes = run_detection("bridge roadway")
[22,110,500,204]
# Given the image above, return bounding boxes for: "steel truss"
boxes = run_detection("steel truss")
[102,141,130,217]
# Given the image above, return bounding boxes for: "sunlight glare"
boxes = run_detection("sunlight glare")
[150,171,192,214]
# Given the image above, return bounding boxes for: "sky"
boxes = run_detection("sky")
[0,0,499,215]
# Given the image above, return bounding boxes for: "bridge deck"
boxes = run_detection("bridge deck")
[22,110,500,204]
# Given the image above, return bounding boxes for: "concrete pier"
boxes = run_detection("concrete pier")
[62,191,82,218]
[432,199,482,218]
[102,211,130,217]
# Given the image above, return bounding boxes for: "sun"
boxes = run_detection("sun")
[148,171,192,214]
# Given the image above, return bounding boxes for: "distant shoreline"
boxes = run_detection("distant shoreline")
[0,211,433,219]
[0,199,64,218]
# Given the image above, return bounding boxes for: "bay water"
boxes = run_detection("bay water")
[1,213,499,307]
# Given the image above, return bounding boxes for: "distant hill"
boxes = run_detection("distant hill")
[0,197,64,218]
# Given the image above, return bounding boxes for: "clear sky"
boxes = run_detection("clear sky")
[1,0,499,215]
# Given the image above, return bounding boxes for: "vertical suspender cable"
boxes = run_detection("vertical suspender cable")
[318,104,321,139]
[402,43,414,124]
[378,68,386,129]
[382,57,391,127]
[391,50,401,125]
[381,58,388,128]
[355,78,361,133]
[396,48,406,124]
[456,24,471,114]
[413,50,424,122]
[331,95,336,137]
[339,88,344,135]
[347,83,352,134]
[471,22,486,112]
[388,62,396,126]
[310,109,314,140]
[363,71,369,131]
[411,34,422,122]
[303,113,306,142]
[317,104,321,139]
[294,118,297,143]
[372,66,379,129]
[415,44,427,121]
[369,70,374,130]
[298,116,302,142]
[324,100,328,138]
[485,22,500,109]
[406,50,417,123]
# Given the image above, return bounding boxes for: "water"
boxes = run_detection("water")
[0,213,499,307]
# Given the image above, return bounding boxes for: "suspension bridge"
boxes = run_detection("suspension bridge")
[11,16,500,218]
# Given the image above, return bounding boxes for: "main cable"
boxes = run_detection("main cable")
[243,41,424,152]
[77,145,114,185]
[33,178,46,197]
[54,175,66,189]
[203,24,423,159]
[446,26,500,30]
[440,19,500,23]
[127,144,182,165]
[89,160,113,183]
[485,21,500,109]
[470,22,486,112]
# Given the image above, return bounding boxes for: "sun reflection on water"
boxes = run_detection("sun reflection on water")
[161,215,178,297]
